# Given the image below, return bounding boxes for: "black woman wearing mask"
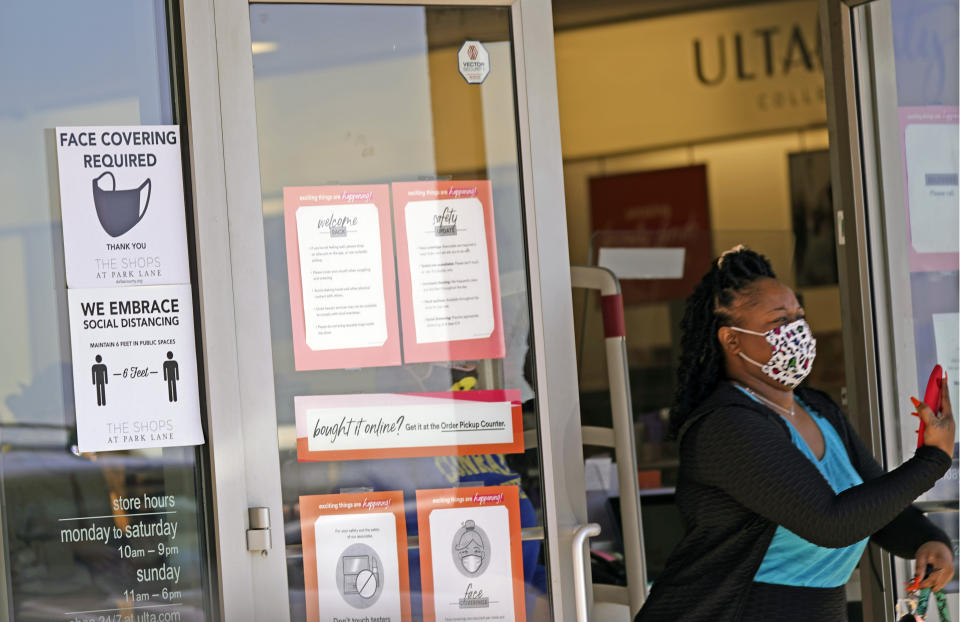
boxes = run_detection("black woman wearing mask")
[634,246,956,622]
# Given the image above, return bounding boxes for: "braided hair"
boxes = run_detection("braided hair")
[668,246,777,439]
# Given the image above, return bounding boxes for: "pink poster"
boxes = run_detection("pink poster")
[284,185,401,370]
[899,106,960,272]
[392,181,505,363]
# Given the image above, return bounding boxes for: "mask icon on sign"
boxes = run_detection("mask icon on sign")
[92,171,151,237]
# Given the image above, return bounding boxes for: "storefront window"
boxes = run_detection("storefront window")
[556,0,845,582]
[0,2,213,619]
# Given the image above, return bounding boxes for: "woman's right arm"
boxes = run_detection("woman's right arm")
[685,407,952,548]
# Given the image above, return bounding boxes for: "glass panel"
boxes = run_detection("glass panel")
[250,5,550,621]
[854,0,958,614]
[555,0,844,589]
[0,2,213,620]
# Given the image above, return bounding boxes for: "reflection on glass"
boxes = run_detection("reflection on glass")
[857,0,958,605]
[250,5,549,621]
[0,2,211,619]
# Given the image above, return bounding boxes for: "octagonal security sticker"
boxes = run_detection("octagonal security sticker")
[458,41,490,84]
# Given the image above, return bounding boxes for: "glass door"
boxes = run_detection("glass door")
[823,0,958,620]
[193,1,587,620]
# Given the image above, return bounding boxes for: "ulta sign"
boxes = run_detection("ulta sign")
[693,23,822,86]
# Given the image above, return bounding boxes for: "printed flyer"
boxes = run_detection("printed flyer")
[56,126,191,289]
[57,125,204,452]
[67,284,204,452]
[392,181,505,363]
[899,106,960,271]
[284,185,401,370]
[295,390,523,462]
[416,486,525,622]
[299,491,411,622]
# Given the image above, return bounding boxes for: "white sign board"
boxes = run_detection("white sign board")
[56,126,191,288]
[458,41,490,84]
[905,122,960,255]
[313,512,404,620]
[404,197,495,344]
[427,505,516,621]
[57,125,204,453]
[67,284,204,452]
[295,203,389,351]
[933,312,960,401]
[597,247,686,280]
[303,400,514,454]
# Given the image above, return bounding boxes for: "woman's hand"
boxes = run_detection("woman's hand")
[913,540,956,591]
[913,379,956,457]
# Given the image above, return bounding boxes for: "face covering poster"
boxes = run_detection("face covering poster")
[56,126,204,452]
[56,126,192,289]
[283,185,402,370]
[417,486,525,622]
[392,181,505,364]
[299,491,411,622]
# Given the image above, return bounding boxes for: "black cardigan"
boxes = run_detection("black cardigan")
[635,382,953,622]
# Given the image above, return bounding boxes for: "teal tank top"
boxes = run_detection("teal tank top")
[734,386,869,587]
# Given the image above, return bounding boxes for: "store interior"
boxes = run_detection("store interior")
[549,0,849,585]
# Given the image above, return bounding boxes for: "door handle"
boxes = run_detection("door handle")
[572,522,602,622]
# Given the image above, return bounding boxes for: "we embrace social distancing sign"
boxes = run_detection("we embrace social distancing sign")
[57,126,204,452]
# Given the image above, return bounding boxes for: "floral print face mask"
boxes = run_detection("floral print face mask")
[731,318,817,389]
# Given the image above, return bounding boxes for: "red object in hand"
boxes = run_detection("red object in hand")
[906,574,923,591]
[917,365,944,448]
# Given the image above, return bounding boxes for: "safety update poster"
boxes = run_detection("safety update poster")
[57,125,204,452]
[392,181,505,363]
[417,486,525,622]
[299,491,411,622]
[284,185,401,370]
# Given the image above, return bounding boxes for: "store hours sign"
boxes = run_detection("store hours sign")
[57,126,204,452]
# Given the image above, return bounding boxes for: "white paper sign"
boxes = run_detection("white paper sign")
[933,313,960,400]
[67,284,204,452]
[597,247,686,279]
[427,505,515,620]
[302,398,514,453]
[313,512,403,621]
[295,203,388,351]
[404,198,495,344]
[905,123,960,254]
[56,126,191,288]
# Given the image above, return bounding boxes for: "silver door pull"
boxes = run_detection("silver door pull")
[246,507,272,556]
[573,522,602,622]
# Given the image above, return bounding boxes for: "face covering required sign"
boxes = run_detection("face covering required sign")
[56,126,190,289]
[57,125,204,453]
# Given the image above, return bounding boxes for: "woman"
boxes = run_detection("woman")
[635,246,956,622]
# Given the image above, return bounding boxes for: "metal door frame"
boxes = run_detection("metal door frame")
[822,1,957,620]
[179,0,588,619]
